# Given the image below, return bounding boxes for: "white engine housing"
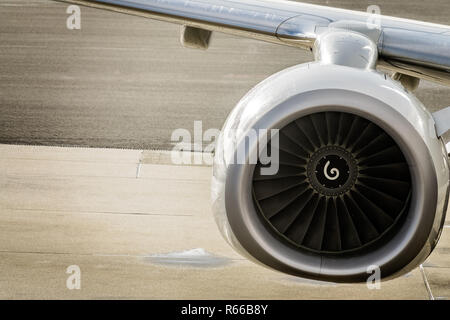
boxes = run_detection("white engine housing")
[212,62,449,282]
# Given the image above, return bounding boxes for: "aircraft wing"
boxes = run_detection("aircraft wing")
[57,0,450,85]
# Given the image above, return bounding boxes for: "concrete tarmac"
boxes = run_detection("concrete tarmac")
[0,144,448,299]
[0,0,449,150]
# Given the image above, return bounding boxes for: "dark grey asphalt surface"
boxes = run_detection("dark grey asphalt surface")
[1,0,449,150]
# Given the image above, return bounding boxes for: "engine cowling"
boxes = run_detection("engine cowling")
[211,62,449,283]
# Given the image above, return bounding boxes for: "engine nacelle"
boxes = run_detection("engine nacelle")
[211,62,449,282]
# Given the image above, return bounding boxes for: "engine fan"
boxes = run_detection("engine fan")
[253,112,412,255]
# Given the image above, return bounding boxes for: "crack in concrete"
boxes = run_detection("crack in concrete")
[420,264,435,300]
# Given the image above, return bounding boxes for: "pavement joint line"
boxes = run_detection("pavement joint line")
[0,144,213,166]
[6,174,210,182]
[0,143,210,153]
[0,143,149,151]
[0,158,140,164]
[0,143,147,151]
[136,162,142,178]
[136,150,144,178]
[94,253,246,261]
[419,264,435,300]
[0,250,247,261]
[4,207,196,217]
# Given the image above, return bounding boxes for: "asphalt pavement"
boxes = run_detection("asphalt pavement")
[1,0,449,150]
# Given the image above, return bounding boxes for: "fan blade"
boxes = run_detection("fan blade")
[257,184,310,218]
[295,117,321,149]
[336,197,362,249]
[285,193,321,245]
[254,176,308,200]
[270,189,315,233]
[302,196,328,251]
[343,194,380,243]
[253,163,305,181]
[321,197,342,251]
[359,163,410,181]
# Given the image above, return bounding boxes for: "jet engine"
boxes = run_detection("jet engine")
[211,62,449,282]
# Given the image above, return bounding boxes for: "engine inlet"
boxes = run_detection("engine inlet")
[252,112,412,254]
